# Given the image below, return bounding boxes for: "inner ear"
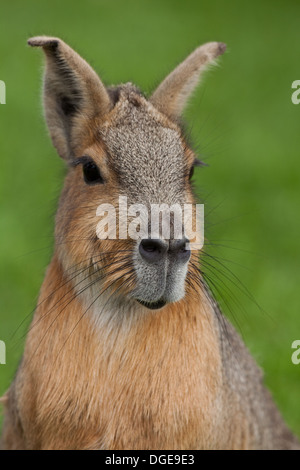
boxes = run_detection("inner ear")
[28,36,112,160]
[60,94,81,116]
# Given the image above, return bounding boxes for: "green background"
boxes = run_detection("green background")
[0,0,299,438]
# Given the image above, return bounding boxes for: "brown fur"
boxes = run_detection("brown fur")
[2,257,223,450]
[1,37,299,450]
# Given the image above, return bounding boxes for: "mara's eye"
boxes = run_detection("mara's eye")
[189,165,194,180]
[83,161,104,185]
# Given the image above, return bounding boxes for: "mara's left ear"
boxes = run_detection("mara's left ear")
[28,36,112,160]
[150,42,226,121]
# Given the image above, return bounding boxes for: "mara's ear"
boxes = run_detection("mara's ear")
[28,36,112,159]
[150,42,226,121]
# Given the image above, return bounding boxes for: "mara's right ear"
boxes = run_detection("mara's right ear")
[28,36,112,160]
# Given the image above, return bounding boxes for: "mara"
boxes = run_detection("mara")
[0,37,299,450]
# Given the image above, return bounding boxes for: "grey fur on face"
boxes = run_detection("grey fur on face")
[100,85,190,306]
[101,85,186,206]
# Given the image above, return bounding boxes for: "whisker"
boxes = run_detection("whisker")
[53,272,136,362]
[12,254,132,344]
[24,254,136,363]
[199,259,246,335]
[202,251,268,319]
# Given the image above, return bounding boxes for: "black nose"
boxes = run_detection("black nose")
[139,238,190,264]
[169,238,191,263]
[139,239,168,263]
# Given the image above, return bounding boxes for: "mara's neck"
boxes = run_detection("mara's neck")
[22,254,224,449]
[29,252,220,347]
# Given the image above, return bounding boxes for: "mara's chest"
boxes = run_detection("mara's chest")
[23,300,224,449]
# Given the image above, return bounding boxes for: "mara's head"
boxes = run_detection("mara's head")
[28,36,226,314]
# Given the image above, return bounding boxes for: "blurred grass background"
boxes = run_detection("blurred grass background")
[0,0,299,438]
